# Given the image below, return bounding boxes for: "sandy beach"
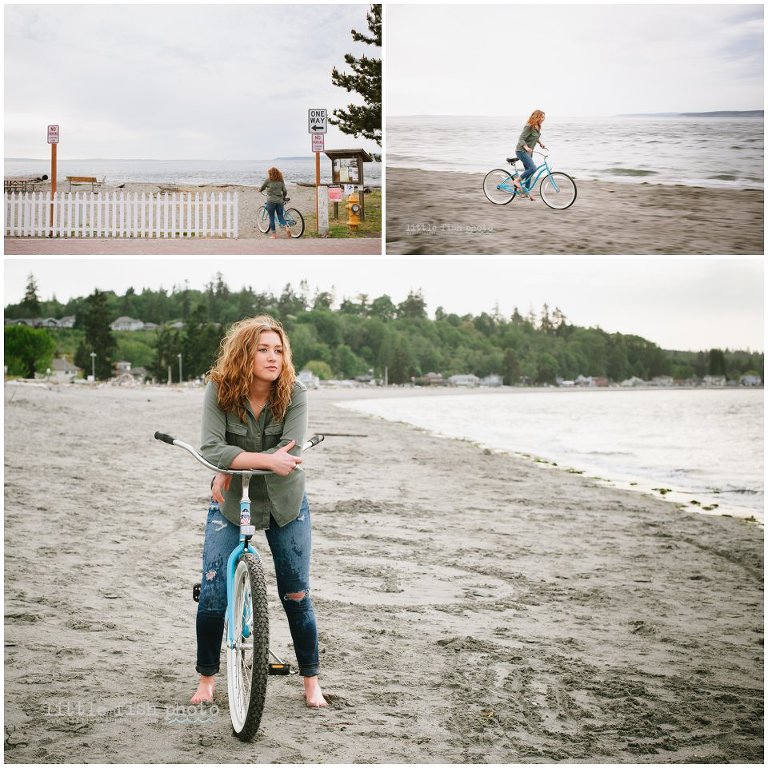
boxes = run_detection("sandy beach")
[385,168,764,255]
[4,382,763,763]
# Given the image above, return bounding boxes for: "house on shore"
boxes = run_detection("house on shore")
[50,357,82,382]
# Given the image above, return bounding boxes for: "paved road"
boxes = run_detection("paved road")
[4,236,382,255]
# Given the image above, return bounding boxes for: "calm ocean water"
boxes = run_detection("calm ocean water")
[340,388,764,521]
[3,157,382,187]
[387,115,764,189]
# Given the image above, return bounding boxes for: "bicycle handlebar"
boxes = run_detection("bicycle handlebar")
[153,431,324,475]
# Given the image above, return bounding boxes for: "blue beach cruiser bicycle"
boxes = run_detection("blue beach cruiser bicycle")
[256,194,305,238]
[483,150,577,210]
[154,430,324,740]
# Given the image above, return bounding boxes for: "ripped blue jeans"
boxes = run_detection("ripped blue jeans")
[195,495,319,677]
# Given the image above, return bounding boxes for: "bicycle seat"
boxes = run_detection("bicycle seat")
[506,157,520,165]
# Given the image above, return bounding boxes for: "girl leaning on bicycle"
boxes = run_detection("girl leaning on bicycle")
[191,315,328,709]
[258,167,291,238]
[514,109,547,200]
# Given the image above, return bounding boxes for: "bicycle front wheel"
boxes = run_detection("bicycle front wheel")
[257,206,270,234]
[483,169,517,205]
[284,208,305,238]
[226,554,269,741]
[539,172,577,210]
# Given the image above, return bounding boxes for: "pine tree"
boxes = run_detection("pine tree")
[21,273,41,317]
[330,5,381,145]
[74,290,117,379]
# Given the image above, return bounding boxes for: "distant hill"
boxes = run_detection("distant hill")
[680,110,763,118]
[619,110,763,118]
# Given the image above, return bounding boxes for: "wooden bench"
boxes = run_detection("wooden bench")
[67,176,104,192]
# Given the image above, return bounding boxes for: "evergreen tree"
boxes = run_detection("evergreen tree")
[73,290,117,379]
[21,273,42,317]
[153,326,183,382]
[329,4,382,145]
[708,348,727,377]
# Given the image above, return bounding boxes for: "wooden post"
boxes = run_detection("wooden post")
[47,125,59,236]
[49,140,57,236]
[315,151,320,234]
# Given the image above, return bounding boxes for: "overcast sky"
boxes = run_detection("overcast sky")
[387,3,764,116]
[4,3,379,159]
[4,257,763,352]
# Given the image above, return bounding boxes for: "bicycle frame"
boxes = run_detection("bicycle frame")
[153,432,323,654]
[504,152,560,194]
[260,204,299,227]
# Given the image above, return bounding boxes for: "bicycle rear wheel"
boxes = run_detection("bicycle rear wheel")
[257,206,270,234]
[284,208,305,238]
[483,169,517,205]
[539,172,577,210]
[226,554,269,741]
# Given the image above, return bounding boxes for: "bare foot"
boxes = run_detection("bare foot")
[269,233,277,239]
[303,675,328,708]
[190,675,215,704]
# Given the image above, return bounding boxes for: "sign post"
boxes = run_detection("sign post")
[308,109,327,234]
[47,125,59,236]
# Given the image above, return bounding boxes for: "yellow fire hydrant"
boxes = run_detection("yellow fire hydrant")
[346,193,361,231]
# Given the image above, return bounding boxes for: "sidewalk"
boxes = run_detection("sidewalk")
[4,236,382,256]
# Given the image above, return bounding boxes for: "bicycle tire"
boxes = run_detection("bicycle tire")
[482,169,517,205]
[284,208,305,238]
[256,206,270,234]
[539,172,577,210]
[226,554,269,741]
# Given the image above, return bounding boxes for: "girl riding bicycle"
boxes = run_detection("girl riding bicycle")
[191,315,328,709]
[515,110,547,200]
[258,167,290,238]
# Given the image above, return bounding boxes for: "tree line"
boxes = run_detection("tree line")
[4,273,763,384]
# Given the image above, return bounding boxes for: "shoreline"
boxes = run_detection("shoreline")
[332,387,763,524]
[385,167,764,255]
[388,163,764,192]
[4,383,763,763]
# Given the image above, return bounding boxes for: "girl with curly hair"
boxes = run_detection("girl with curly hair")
[191,315,327,708]
[258,167,290,238]
[514,110,548,200]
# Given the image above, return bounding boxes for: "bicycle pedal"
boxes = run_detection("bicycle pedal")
[268,663,292,676]
[193,583,201,602]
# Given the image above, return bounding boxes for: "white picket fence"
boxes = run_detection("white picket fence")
[4,191,238,238]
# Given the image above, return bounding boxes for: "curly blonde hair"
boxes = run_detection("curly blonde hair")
[526,110,546,130]
[267,167,284,182]
[207,315,296,422]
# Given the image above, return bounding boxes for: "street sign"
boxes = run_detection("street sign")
[47,125,59,144]
[308,108,327,134]
[312,134,324,152]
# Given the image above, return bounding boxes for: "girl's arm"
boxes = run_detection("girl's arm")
[200,382,297,472]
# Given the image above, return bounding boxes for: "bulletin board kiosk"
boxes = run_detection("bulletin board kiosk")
[324,148,373,221]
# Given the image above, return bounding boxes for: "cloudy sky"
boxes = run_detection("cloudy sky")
[387,3,764,116]
[4,257,763,352]
[4,3,380,159]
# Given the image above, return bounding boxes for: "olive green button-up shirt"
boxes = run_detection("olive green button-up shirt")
[258,179,288,204]
[516,125,541,152]
[199,380,308,528]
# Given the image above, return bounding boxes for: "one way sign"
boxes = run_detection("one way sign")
[308,108,327,134]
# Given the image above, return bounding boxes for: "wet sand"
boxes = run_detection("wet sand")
[3,382,764,763]
[385,168,764,255]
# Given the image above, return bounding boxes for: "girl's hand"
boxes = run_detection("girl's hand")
[269,440,303,476]
[212,472,231,504]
